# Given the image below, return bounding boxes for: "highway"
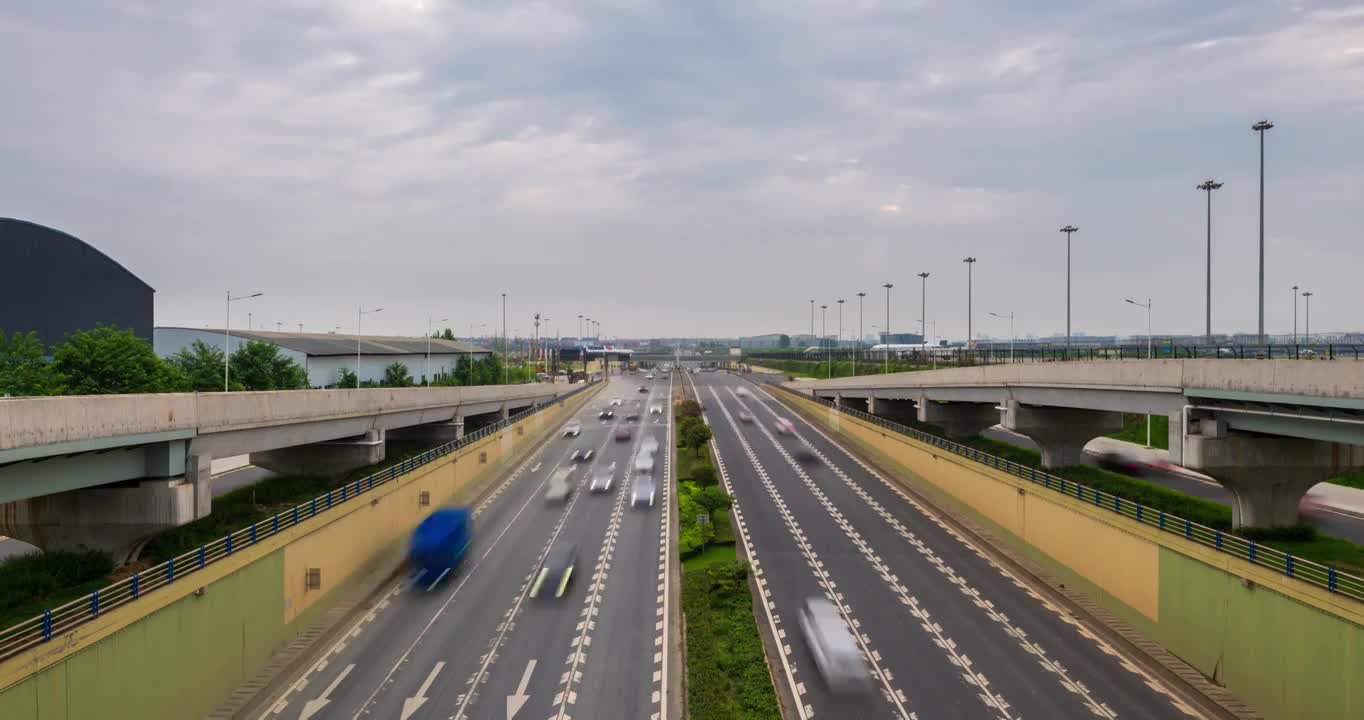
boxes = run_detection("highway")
[256,373,674,720]
[691,370,1204,719]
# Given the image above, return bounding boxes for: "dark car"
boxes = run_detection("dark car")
[638,386,649,393]
[615,427,632,442]
[624,411,641,422]
[793,447,820,465]
[599,410,615,419]
[530,544,580,599]
[570,447,595,462]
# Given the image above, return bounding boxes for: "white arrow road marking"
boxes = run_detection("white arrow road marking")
[531,463,542,473]
[506,659,537,720]
[298,663,354,720]
[400,661,445,720]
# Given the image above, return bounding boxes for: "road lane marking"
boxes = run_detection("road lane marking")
[754,383,1207,719]
[400,661,445,720]
[506,659,536,720]
[298,663,353,720]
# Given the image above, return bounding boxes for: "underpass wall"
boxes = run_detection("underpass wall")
[775,388,1364,720]
[0,384,602,720]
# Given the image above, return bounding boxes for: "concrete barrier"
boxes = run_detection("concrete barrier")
[0,383,602,719]
[773,388,1364,720]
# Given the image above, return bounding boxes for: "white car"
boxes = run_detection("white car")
[799,596,872,693]
[632,475,657,508]
[609,398,623,406]
[736,387,750,398]
[563,423,582,437]
[589,463,616,493]
[640,435,660,455]
[738,411,754,424]
[633,451,655,475]
[570,447,595,462]
[773,417,796,435]
[646,374,655,380]
[649,404,662,415]
[545,469,575,503]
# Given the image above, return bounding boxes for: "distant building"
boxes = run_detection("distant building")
[154,328,491,388]
[738,333,790,349]
[1,218,154,348]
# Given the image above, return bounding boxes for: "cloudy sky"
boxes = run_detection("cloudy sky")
[3,1,1362,342]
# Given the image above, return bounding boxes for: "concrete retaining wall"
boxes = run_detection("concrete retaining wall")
[775,389,1364,720]
[0,384,601,720]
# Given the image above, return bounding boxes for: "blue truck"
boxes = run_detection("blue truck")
[409,507,474,590]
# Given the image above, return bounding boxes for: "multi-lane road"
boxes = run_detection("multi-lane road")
[257,374,675,720]
[690,370,1207,720]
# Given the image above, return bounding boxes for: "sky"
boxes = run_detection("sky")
[2,1,1362,342]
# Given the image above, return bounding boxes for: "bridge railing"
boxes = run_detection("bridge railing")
[765,383,1364,604]
[0,381,599,663]
[746,343,1364,367]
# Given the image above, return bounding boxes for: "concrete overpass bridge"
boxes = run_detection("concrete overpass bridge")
[794,359,1364,528]
[0,383,567,554]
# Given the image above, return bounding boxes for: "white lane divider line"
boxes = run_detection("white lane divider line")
[651,373,674,720]
[708,385,914,720]
[755,385,1206,720]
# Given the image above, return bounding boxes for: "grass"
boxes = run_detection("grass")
[1106,414,1170,450]
[0,439,441,633]
[960,435,1364,576]
[1327,469,1364,491]
[683,559,781,720]
[682,543,737,572]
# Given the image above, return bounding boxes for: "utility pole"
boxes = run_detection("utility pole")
[501,293,508,385]
[989,312,1015,364]
[1302,291,1313,342]
[1197,179,1223,343]
[1253,119,1274,344]
[1292,285,1299,345]
[809,299,815,345]
[855,291,866,375]
[426,315,448,385]
[917,272,930,346]
[837,298,845,363]
[820,304,829,378]
[357,306,383,388]
[882,283,893,374]
[224,290,262,391]
[962,257,976,350]
[1125,298,1153,447]
[1059,225,1079,352]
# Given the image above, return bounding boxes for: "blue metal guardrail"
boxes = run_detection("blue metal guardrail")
[768,383,1364,604]
[746,342,1364,365]
[0,381,598,662]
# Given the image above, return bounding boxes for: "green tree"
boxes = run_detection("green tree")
[689,463,718,487]
[437,328,456,341]
[51,325,183,395]
[679,416,713,457]
[229,341,309,390]
[168,340,233,392]
[694,485,732,513]
[0,330,62,396]
[676,399,702,419]
[334,367,358,388]
[382,362,414,387]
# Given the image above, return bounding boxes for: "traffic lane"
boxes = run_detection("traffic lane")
[286,388,615,720]
[980,428,1364,544]
[747,380,1199,719]
[701,382,905,718]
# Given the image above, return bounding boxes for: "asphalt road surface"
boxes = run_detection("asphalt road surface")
[255,373,674,720]
[692,370,1205,720]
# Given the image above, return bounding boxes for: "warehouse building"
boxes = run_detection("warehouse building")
[1,218,154,348]
[154,328,492,388]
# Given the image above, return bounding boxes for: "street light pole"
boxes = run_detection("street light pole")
[357,306,383,388]
[1253,119,1274,344]
[1302,291,1313,342]
[962,257,976,350]
[809,299,814,344]
[989,312,1015,364]
[1292,285,1299,345]
[501,293,508,385]
[1197,180,1223,344]
[882,283,893,374]
[1125,297,1153,447]
[1059,225,1078,353]
[224,290,263,391]
[917,272,930,346]
[820,304,829,378]
[837,299,844,361]
[426,315,448,385]
[855,292,866,375]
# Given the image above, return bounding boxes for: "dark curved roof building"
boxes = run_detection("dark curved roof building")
[0,218,154,348]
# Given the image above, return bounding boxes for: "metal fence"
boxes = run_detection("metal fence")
[747,343,1364,367]
[0,381,598,662]
[767,383,1364,604]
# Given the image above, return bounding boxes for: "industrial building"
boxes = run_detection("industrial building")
[154,328,492,388]
[0,217,154,348]
[738,333,790,349]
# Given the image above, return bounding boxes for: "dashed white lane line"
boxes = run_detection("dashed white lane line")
[653,374,674,720]
[753,383,1206,720]
[707,384,916,719]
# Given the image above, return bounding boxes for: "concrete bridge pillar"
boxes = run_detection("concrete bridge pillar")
[0,479,196,560]
[917,400,1001,439]
[1184,421,1364,528]
[186,454,213,519]
[866,396,917,423]
[251,428,386,480]
[500,403,510,421]
[1002,401,1123,468]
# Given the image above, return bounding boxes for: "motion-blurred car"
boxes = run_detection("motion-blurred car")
[738,411,755,423]
[632,474,657,508]
[599,410,615,419]
[649,404,663,415]
[634,451,655,475]
[624,410,641,422]
[1092,451,1145,477]
[545,469,575,503]
[609,398,623,406]
[799,596,872,693]
[793,447,819,465]
[640,435,660,455]
[562,423,582,437]
[570,447,595,462]
[530,544,580,599]
[646,373,655,380]
[773,417,796,435]
[589,463,616,493]
[736,387,750,398]
[615,427,632,442]
[638,385,649,393]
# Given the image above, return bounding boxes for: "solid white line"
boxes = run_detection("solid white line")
[659,373,674,719]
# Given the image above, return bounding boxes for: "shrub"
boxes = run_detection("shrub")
[689,463,717,486]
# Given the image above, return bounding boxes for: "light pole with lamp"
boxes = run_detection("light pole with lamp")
[1197,179,1223,343]
[855,291,866,375]
[501,293,508,385]
[357,306,383,388]
[962,258,976,350]
[426,316,448,385]
[882,283,893,374]
[1292,285,1299,345]
[917,272,930,349]
[837,298,844,363]
[224,291,263,391]
[1253,119,1274,344]
[989,312,1015,364]
[820,304,829,378]
[1302,291,1313,343]
[1125,297,1153,447]
[1059,225,1078,352]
